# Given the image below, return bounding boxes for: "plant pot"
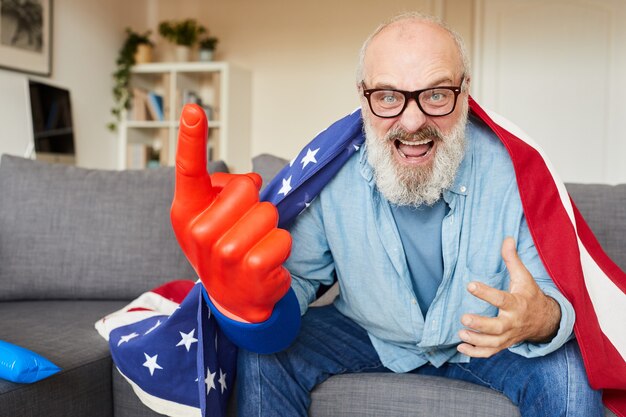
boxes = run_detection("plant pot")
[198,49,214,62]
[175,45,191,62]
[134,44,153,64]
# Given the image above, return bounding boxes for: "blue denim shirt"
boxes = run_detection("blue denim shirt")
[285,115,575,372]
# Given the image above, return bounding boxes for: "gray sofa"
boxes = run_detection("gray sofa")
[0,154,620,417]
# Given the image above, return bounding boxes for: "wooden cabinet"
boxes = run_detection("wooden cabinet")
[118,62,251,173]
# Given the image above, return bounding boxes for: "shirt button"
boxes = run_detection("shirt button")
[411,299,417,305]
[460,185,467,193]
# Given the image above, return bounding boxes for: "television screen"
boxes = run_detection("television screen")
[28,80,75,155]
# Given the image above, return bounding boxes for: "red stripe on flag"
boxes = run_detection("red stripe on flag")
[149,279,196,304]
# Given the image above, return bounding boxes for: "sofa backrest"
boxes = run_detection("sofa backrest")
[0,155,227,300]
[1,153,622,301]
[566,183,626,271]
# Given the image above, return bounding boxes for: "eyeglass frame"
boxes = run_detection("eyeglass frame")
[360,77,465,118]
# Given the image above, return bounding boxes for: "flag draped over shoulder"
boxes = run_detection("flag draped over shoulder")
[97,97,625,416]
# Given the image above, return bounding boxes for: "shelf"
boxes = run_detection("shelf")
[117,62,251,172]
[126,120,222,129]
[132,61,229,74]
[126,121,174,129]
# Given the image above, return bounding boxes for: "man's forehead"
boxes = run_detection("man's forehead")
[363,19,462,86]
[365,20,461,67]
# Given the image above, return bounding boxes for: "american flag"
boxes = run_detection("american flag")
[98,97,626,416]
[96,280,237,417]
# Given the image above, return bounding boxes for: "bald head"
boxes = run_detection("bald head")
[356,13,469,88]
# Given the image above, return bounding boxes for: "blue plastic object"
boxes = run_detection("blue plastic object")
[0,340,61,383]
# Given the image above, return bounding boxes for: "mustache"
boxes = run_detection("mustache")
[386,126,444,143]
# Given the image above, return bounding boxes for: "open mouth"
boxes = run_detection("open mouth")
[394,138,434,159]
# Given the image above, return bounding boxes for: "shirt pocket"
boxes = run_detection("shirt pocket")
[461,266,510,318]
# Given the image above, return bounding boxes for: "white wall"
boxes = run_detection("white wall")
[0,70,32,158]
[474,0,626,184]
[50,0,150,169]
[1,0,622,182]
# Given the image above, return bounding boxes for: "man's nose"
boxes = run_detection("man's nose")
[399,99,427,133]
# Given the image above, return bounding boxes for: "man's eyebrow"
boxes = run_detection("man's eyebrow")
[430,77,455,87]
[369,77,457,91]
[368,82,397,90]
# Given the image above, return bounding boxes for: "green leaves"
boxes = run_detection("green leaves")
[158,19,206,47]
[108,28,153,132]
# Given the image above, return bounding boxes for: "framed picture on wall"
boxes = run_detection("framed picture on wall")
[0,0,52,76]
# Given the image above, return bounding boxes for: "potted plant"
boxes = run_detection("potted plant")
[198,36,219,61]
[108,28,154,132]
[158,19,206,61]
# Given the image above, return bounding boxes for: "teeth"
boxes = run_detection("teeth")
[398,138,432,146]
[397,142,433,159]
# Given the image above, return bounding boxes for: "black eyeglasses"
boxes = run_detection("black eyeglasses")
[361,77,465,118]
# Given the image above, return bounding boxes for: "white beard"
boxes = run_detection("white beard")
[364,102,468,207]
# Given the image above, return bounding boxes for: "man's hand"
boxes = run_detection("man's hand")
[171,104,292,324]
[457,237,561,358]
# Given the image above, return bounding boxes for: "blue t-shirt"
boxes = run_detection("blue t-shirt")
[389,200,448,317]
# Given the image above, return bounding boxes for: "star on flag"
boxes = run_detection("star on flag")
[143,353,163,376]
[176,329,198,352]
[278,176,293,196]
[218,369,228,394]
[205,368,216,394]
[117,332,139,346]
[300,147,319,168]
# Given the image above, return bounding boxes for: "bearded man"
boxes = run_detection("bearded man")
[172,12,605,417]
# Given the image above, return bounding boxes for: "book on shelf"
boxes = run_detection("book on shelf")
[131,88,149,121]
[181,89,215,121]
[126,143,147,169]
[126,144,162,169]
[146,92,165,121]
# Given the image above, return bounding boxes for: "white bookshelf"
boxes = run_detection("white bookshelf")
[117,62,251,173]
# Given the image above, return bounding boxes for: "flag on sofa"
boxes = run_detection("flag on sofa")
[95,280,237,417]
[260,97,626,415]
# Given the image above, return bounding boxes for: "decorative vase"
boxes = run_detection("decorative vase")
[175,45,191,62]
[134,44,152,64]
[198,49,214,62]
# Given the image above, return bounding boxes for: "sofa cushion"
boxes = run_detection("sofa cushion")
[0,300,127,417]
[310,373,520,417]
[309,373,616,417]
[0,155,227,300]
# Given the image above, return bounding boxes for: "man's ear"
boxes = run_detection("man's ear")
[463,76,471,92]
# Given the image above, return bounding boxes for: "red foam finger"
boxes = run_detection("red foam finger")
[174,104,213,206]
[246,228,292,276]
[215,202,279,265]
[211,172,263,194]
[187,176,261,257]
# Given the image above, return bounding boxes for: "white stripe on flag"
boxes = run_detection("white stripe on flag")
[95,290,180,341]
